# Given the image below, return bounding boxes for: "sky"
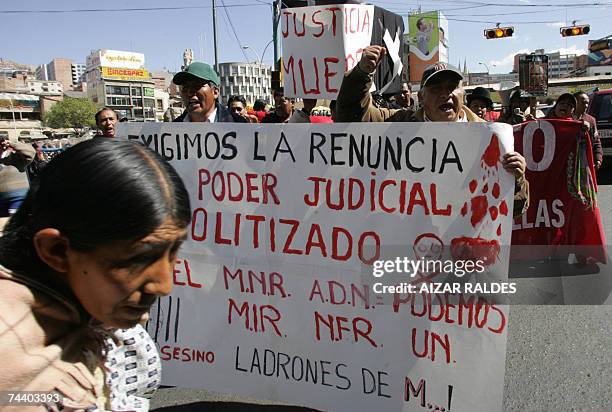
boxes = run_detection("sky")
[1,0,611,75]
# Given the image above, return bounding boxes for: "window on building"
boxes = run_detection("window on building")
[106,85,130,95]
[107,96,130,106]
[144,98,155,108]
[134,109,144,118]
[156,99,164,110]
[144,88,154,97]
[131,87,142,96]
[144,107,155,118]
[132,98,143,107]
[0,132,8,140]
[115,109,131,119]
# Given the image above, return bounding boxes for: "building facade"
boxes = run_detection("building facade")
[86,49,162,121]
[26,80,63,95]
[217,62,273,106]
[37,59,86,90]
[547,51,578,78]
[586,65,612,76]
[47,58,74,90]
[71,63,86,86]
[468,71,519,86]
[35,64,49,81]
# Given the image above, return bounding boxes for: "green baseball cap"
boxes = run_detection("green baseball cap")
[173,62,220,86]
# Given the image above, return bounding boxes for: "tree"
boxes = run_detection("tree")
[44,97,98,136]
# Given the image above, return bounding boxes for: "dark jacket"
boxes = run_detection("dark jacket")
[580,113,603,167]
[173,101,247,123]
[335,66,529,217]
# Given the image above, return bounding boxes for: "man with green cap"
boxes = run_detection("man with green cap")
[172,62,246,123]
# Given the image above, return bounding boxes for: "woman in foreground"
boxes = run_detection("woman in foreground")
[0,139,191,410]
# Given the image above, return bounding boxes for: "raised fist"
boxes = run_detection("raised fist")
[357,45,387,74]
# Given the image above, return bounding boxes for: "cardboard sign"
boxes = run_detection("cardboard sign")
[119,122,515,412]
[518,54,548,96]
[281,5,404,99]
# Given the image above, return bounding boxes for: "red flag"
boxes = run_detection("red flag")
[511,119,607,263]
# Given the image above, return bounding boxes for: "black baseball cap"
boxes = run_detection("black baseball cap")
[467,87,493,107]
[421,63,463,88]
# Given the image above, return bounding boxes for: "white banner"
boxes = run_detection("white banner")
[281,5,374,99]
[118,122,515,412]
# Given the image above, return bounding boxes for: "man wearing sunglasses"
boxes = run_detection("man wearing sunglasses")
[227,95,258,123]
[172,62,246,123]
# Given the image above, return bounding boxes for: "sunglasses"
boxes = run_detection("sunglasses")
[181,81,212,93]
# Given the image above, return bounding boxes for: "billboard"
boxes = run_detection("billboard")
[438,13,449,64]
[89,50,145,70]
[588,39,612,67]
[101,67,150,81]
[408,11,447,82]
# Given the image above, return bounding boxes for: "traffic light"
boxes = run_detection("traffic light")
[484,26,514,39]
[560,25,590,37]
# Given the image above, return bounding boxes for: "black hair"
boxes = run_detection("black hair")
[0,139,191,276]
[227,95,247,109]
[253,100,266,111]
[95,107,118,124]
[329,100,337,116]
[573,91,588,98]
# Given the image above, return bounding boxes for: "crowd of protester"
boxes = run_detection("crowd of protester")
[0,48,606,411]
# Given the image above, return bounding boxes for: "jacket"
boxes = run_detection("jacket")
[173,101,247,123]
[335,66,529,217]
[0,141,35,193]
[580,113,603,166]
[0,267,107,411]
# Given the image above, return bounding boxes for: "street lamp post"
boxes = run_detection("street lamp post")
[478,62,490,86]
[260,40,274,66]
[242,46,262,65]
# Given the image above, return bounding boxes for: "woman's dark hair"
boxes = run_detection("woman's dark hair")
[227,95,247,108]
[0,139,191,275]
[253,100,266,111]
[549,93,577,118]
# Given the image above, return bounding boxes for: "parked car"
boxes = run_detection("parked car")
[588,89,612,156]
